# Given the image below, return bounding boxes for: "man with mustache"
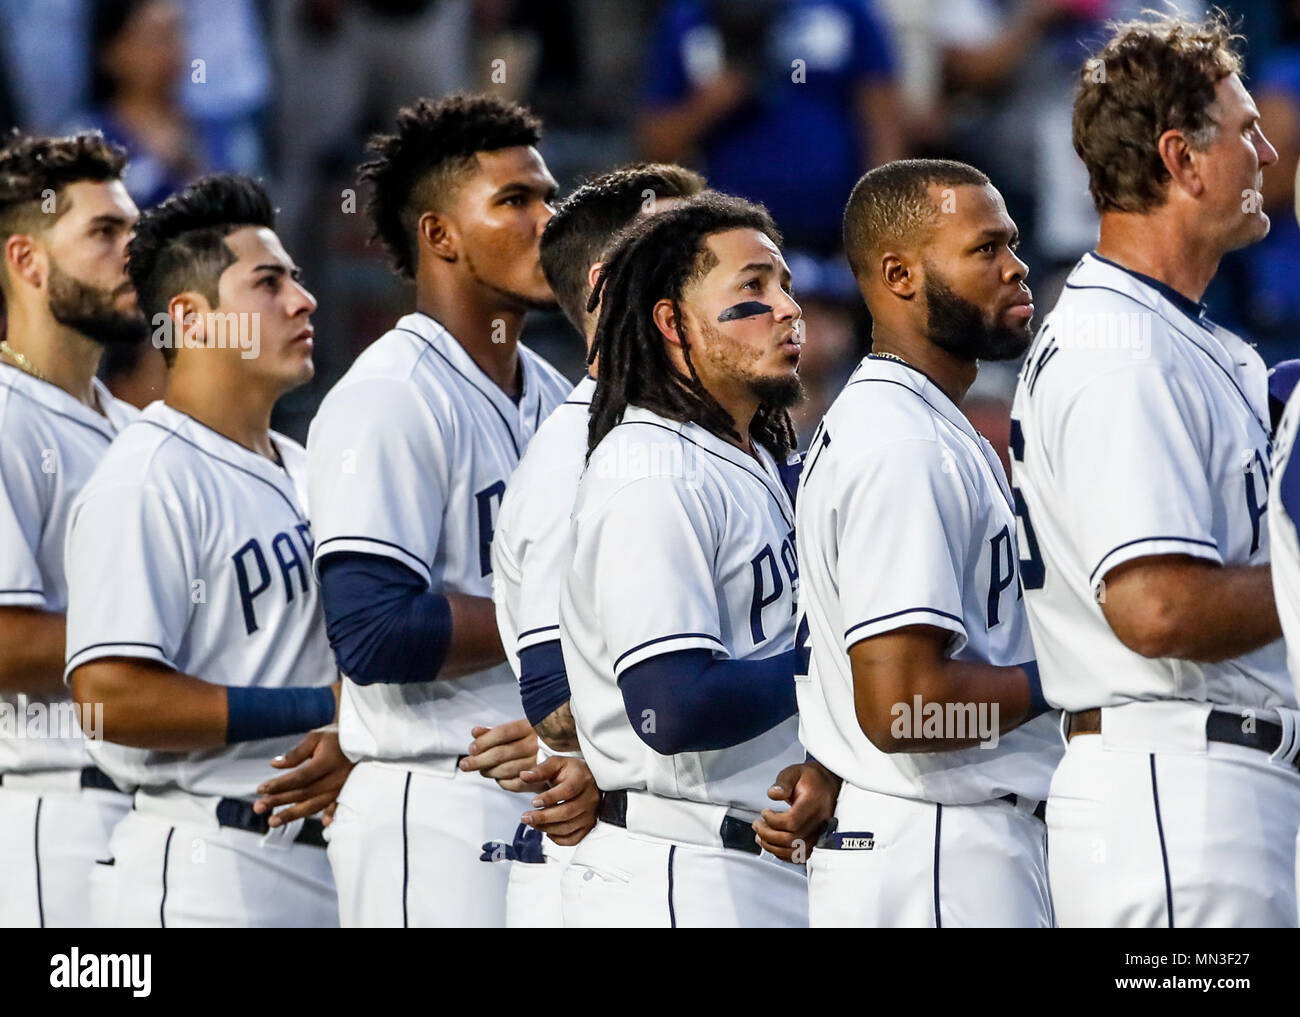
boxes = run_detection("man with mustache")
[1012,12,1300,928]
[797,159,1061,927]
[0,131,145,926]
[559,194,837,927]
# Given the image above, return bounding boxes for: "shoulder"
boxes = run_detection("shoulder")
[519,343,572,393]
[824,366,945,449]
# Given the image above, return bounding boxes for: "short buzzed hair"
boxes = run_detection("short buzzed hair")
[0,131,127,290]
[540,163,706,332]
[359,93,543,279]
[842,159,989,279]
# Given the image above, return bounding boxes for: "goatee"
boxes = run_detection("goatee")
[749,372,804,410]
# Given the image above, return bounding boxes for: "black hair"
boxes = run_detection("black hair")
[359,93,543,279]
[126,174,275,361]
[587,192,795,461]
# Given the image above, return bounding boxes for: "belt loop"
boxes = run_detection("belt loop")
[1268,707,1300,768]
[1057,709,1070,746]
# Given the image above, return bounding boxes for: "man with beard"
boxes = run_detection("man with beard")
[795,159,1062,927]
[558,194,838,927]
[0,131,145,926]
[306,94,572,927]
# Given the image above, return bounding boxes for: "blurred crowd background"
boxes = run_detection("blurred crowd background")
[1,0,1297,458]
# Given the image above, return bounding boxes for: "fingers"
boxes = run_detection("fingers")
[267,790,338,826]
[256,769,347,814]
[539,817,597,845]
[460,736,536,775]
[466,718,534,754]
[321,802,339,828]
[522,795,592,827]
[495,777,549,794]
[269,730,321,771]
[519,755,566,785]
[766,763,803,802]
[257,754,333,801]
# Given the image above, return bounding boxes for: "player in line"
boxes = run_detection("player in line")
[490,162,707,926]
[1014,11,1300,927]
[0,132,144,927]
[307,94,572,927]
[559,194,838,928]
[796,159,1061,928]
[65,174,349,927]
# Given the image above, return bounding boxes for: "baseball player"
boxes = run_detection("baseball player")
[491,163,707,927]
[797,159,1062,928]
[65,175,348,927]
[307,94,571,927]
[0,132,142,927]
[559,194,839,928]
[1014,12,1300,927]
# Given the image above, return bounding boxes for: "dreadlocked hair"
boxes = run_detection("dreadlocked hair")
[586,192,797,462]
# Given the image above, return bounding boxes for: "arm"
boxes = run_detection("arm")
[69,656,338,751]
[619,647,797,755]
[639,69,749,163]
[318,552,503,686]
[850,625,1046,753]
[518,639,578,752]
[942,0,1062,90]
[1099,556,1281,663]
[0,606,67,697]
[855,80,906,168]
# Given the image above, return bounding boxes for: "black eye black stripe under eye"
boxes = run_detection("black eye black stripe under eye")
[717,301,772,322]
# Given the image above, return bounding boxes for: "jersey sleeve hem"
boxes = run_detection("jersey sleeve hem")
[517,623,561,654]
[844,607,968,654]
[1089,536,1222,588]
[0,589,47,608]
[612,632,724,679]
[65,641,175,681]
[313,536,432,587]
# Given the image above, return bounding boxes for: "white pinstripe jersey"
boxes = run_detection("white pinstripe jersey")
[1011,253,1289,712]
[64,403,337,798]
[795,356,1061,804]
[0,363,136,773]
[307,312,570,765]
[558,405,804,814]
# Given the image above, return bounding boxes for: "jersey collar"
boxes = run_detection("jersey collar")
[0,361,133,441]
[403,311,548,446]
[1085,251,1211,324]
[142,401,300,496]
[619,403,793,520]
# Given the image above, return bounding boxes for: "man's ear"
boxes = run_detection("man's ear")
[418,209,458,264]
[586,260,603,295]
[1157,128,1204,199]
[881,252,919,300]
[5,234,44,291]
[652,297,683,346]
[167,291,213,352]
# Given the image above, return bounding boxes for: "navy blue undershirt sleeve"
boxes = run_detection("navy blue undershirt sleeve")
[1020,660,1051,719]
[619,647,798,755]
[519,639,571,726]
[318,552,452,686]
[226,686,336,744]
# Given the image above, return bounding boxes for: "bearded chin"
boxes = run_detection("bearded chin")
[48,265,148,347]
[749,372,804,410]
[924,273,1031,362]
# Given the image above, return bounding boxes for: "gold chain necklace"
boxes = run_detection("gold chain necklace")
[873,350,913,369]
[0,340,48,382]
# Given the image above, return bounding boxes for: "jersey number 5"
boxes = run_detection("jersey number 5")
[1008,418,1046,590]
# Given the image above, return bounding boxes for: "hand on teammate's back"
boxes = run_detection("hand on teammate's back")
[519,755,600,847]
[253,727,354,826]
[461,719,545,792]
[753,761,841,863]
